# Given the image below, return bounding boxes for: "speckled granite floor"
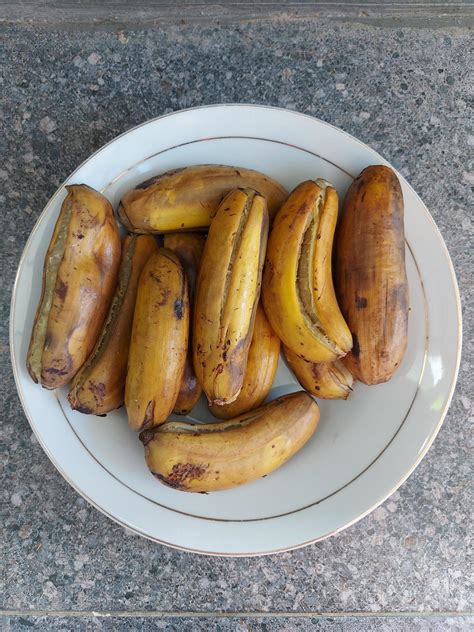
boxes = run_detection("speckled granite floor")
[1,16,472,632]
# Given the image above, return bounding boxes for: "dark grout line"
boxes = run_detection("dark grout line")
[1,610,473,619]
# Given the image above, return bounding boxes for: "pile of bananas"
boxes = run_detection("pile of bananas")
[28,164,408,493]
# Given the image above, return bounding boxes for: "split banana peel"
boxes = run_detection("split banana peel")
[118,165,287,233]
[27,185,121,389]
[125,249,189,431]
[262,179,352,363]
[140,391,319,492]
[193,188,269,406]
[209,303,280,418]
[68,235,157,414]
[284,346,353,399]
[163,233,206,415]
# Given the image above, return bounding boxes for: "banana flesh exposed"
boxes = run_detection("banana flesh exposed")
[27,184,121,389]
[262,179,352,363]
[209,303,280,418]
[193,188,269,406]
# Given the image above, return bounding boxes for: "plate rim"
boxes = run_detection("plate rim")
[9,103,463,556]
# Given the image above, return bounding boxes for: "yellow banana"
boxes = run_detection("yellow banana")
[140,391,319,492]
[193,188,269,406]
[118,164,287,233]
[27,184,121,389]
[163,233,206,415]
[209,303,280,418]
[262,179,352,363]
[68,235,157,414]
[284,346,353,399]
[125,249,189,431]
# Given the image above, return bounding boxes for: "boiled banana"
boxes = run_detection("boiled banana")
[262,179,352,363]
[140,391,319,492]
[118,164,287,233]
[335,165,408,384]
[284,346,353,399]
[68,235,157,414]
[163,233,206,415]
[209,303,280,418]
[125,248,189,430]
[27,184,121,389]
[193,188,268,406]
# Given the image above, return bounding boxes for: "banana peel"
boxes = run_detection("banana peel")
[140,391,319,492]
[284,346,353,399]
[262,179,352,363]
[125,248,189,430]
[118,164,287,233]
[193,188,269,406]
[68,235,157,414]
[335,165,408,384]
[27,184,121,389]
[163,233,206,415]
[210,303,280,418]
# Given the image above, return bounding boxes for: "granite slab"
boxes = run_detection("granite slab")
[0,17,472,627]
[1,614,472,631]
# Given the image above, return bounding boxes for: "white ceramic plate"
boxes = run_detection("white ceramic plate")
[10,105,461,556]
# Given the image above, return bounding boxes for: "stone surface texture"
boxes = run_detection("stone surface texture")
[1,615,473,631]
[0,17,472,631]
